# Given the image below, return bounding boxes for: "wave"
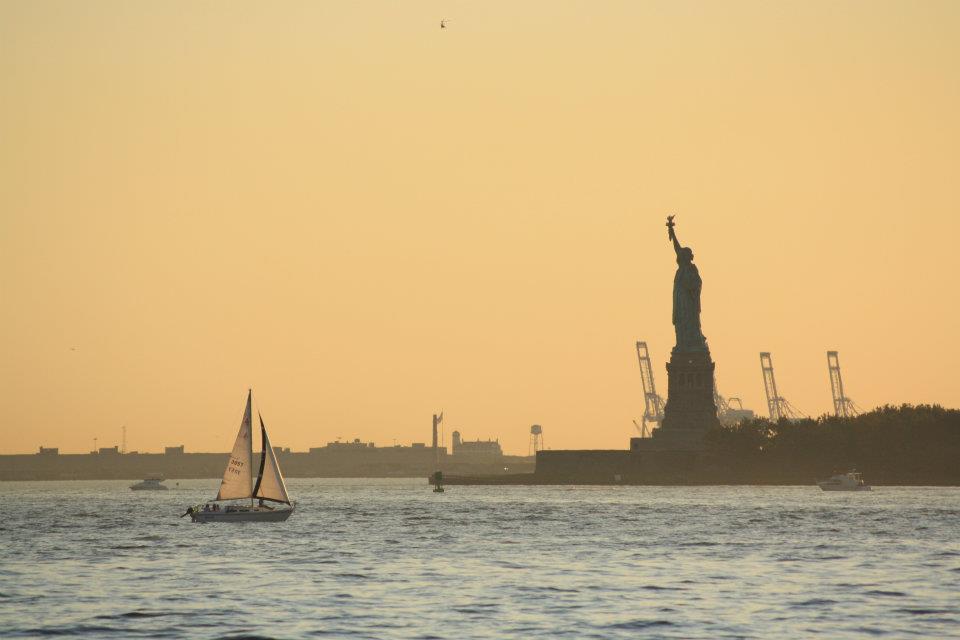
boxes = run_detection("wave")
[95,611,173,620]
[606,619,675,630]
[895,608,955,615]
[793,598,838,607]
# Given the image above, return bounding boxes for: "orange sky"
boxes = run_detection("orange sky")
[2,1,958,455]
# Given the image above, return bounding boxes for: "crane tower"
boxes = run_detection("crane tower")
[635,341,665,435]
[759,352,805,421]
[827,351,860,417]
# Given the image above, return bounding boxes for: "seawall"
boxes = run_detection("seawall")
[438,447,960,486]
[0,451,534,481]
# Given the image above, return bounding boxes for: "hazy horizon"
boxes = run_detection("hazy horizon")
[2,1,959,455]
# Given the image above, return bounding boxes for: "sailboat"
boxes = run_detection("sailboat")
[185,390,295,523]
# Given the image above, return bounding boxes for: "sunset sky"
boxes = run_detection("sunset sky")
[2,1,958,455]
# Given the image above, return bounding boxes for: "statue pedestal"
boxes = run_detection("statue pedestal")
[653,350,720,450]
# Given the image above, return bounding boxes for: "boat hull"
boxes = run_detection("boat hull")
[819,484,871,491]
[190,507,294,523]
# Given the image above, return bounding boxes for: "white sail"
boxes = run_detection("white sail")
[253,413,291,505]
[215,390,254,501]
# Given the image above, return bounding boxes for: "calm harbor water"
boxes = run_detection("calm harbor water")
[1,480,958,638]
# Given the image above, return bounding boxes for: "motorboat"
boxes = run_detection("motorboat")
[130,478,168,491]
[817,471,871,491]
[183,390,295,523]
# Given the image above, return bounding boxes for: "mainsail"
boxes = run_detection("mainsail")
[253,413,291,505]
[216,390,254,501]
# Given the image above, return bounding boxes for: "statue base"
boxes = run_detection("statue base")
[652,350,720,450]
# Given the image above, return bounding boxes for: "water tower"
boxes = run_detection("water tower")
[528,424,544,456]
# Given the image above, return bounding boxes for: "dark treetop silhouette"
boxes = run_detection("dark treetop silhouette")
[667,216,708,354]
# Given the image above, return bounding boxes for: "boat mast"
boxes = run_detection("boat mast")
[248,389,254,507]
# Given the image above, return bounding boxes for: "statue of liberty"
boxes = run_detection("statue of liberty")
[666,216,708,353]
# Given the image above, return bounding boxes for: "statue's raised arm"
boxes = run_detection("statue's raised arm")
[666,215,682,256]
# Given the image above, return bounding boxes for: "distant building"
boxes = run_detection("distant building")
[38,447,59,456]
[313,438,375,453]
[98,446,120,455]
[451,431,503,460]
[299,438,448,477]
[272,446,292,455]
[165,445,185,455]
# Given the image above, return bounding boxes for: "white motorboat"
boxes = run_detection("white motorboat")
[184,390,295,523]
[817,471,871,491]
[130,478,168,491]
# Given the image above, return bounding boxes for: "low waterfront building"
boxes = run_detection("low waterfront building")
[451,431,503,461]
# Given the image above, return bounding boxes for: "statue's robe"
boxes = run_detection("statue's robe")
[673,262,707,352]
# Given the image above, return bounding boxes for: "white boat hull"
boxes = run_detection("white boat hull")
[819,484,871,491]
[190,506,294,523]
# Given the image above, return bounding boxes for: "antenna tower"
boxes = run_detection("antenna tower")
[759,352,805,421]
[528,424,544,455]
[121,425,126,454]
[827,351,860,417]
[635,341,665,435]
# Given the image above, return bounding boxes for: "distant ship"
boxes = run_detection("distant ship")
[817,471,871,491]
[184,390,295,523]
[130,477,167,491]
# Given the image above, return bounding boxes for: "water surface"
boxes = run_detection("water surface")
[2,480,958,638]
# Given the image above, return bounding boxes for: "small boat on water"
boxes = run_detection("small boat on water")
[130,478,168,491]
[184,390,295,523]
[817,471,871,491]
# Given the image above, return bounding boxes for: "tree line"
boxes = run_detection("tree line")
[704,404,960,485]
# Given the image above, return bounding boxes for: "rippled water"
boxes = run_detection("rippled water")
[1,480,958,638]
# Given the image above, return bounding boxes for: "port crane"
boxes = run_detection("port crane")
[714,381,755,425]
[827,351,861,417]
[714,382,735,419]
[635,341,665,436]
[759,352,806,421]
[632,419,650,438]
